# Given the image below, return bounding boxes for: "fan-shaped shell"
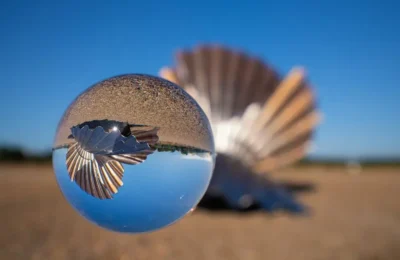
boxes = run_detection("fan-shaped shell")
[160,45,321,174]
[66,123,160,199]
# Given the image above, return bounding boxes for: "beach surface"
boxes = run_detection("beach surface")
[1,164,399,260]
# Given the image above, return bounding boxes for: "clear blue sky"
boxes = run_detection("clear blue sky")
[0,1,399,158]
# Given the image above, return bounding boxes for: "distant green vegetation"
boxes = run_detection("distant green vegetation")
[0,144,211,163]
[1,145,399,167]
[296,158,400,168]
[0,147,52,163]
[153,143,210,155]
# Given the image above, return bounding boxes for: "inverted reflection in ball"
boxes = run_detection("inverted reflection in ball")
[52,74,215,233]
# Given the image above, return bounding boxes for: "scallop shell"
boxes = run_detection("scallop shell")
[66,122,159,199]
[160,44,321,211]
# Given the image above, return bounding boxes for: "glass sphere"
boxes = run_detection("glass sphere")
[52,74,215,233]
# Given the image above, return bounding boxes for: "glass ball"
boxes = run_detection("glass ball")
[52,74,215,233]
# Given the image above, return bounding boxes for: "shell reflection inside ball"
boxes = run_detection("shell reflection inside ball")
[52,74,215,233]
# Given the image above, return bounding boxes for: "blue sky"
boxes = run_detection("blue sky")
[0,1,399,158]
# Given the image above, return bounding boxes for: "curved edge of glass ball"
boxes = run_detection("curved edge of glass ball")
[53,74,215,154]
[51,74,216,233]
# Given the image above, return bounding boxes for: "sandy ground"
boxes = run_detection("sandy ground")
[1,164,400,260]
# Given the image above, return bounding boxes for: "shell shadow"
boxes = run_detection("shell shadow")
[197,154,316,215]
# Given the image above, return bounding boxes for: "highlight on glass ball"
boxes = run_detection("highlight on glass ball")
[52,74,215,233]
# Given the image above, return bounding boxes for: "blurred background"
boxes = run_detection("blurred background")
[1,1,399,260]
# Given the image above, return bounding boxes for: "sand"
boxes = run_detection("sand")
[1,164,400,260]
[54,75,214,152]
